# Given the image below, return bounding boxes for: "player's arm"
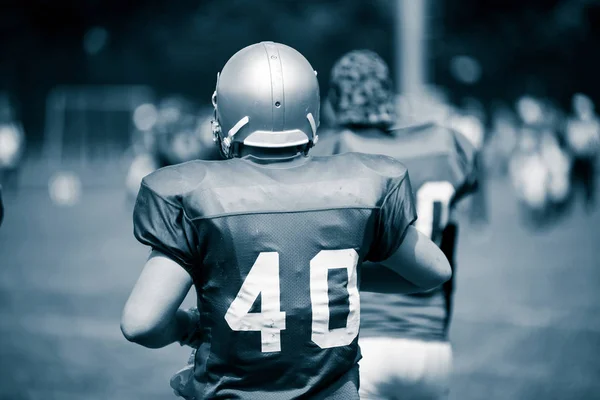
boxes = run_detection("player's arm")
[381,225,451,290]
[366,170,452,292]
[121,250,198,348]
[362,226,451,293]
[360,260,426,294]
[122,176,200,348]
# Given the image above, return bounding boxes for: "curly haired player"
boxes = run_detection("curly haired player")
[313,49,483,400]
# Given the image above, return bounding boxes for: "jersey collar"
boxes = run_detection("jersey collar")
[241,153,311,169]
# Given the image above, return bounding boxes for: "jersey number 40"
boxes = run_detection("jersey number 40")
[225,249,360,353]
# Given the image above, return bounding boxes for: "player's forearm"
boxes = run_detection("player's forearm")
[122,308,198,349]
[381,226,452,290]
[360,263,428,294]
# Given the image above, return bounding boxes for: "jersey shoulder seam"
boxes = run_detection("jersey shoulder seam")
[188,205,378,221]
[139,181,197,226]
[379,173,409,210]
[140,180,183,210]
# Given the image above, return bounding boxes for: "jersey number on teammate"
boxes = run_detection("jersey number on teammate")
[415,181,455,239]
[225,249,360,353]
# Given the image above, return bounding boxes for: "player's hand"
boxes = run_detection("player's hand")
[171,362,196,399]
[178,307,201,348]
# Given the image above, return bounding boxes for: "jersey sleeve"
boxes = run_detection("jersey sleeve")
[133,181,197,271]
[366,172,418,263]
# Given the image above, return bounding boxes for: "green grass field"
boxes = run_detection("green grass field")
[0,178,598,399]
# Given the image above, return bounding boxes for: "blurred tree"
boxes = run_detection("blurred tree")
[0,0,396,144]
[436,0,600,108]
[1,0,599,145]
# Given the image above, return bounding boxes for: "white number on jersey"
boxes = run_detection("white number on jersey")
[224,252,286,352]
[415,181,455,239]
[310,249,360,349]
[225,249,360,353]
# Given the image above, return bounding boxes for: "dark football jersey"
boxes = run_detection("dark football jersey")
[133,153,416,399]
[313,123,478,341]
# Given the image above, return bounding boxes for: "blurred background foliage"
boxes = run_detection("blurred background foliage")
[1,0,599,142]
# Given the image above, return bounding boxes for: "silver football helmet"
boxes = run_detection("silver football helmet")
[211,41,320,158]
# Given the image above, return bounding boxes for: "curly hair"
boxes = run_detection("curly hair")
[328,50,396,128]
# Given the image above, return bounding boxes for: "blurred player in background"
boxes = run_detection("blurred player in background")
[0,94,25,192]
[312,49,483,400]
[153,97,221,167]
[510,96,572,227]
[446,98,488,227]
[538,100,572,217]
[125,97,220,201]
[121,42,452,400]
[485,104,519,177]
[565,93,599,212]
[509,127,547,214]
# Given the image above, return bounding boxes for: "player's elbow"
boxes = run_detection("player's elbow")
[120,316,150,345]
[440,261,452,285]
[120,310,164,348]
[385,226,453,291]
[422,253,452,289]
[412,243,452,290]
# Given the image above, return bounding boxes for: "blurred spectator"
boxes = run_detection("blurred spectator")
[485,104,519,177]
[565,93,600,211]
[507,94,579,226]
[48,171,82,207]
[509,127,550,218]
[0,94,25,191]
[125,96,221,201]
[448,97,486,151]
[540,129,571,207]
[153,97,220,166]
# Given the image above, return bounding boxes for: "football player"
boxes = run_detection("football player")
[312,50,482,400]
[120,42,452,399]
[0,98,25,192]
[566,93,599,211]
[508,128,551,222]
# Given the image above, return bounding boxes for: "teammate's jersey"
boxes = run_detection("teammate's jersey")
[133,153,416,399]
[313,123,477,341]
